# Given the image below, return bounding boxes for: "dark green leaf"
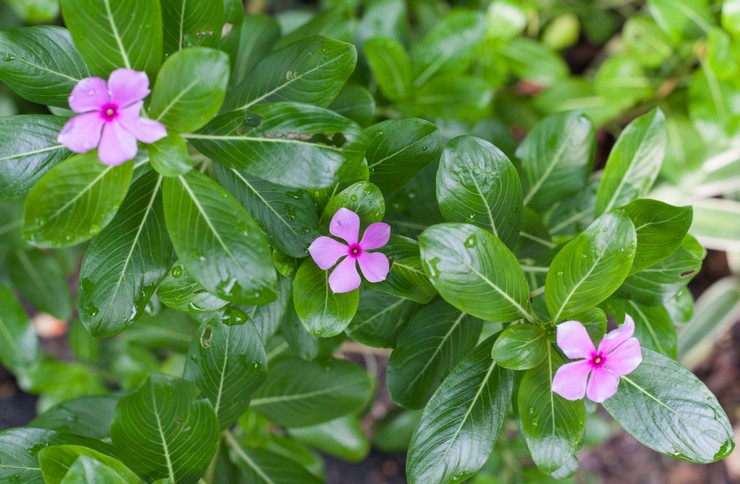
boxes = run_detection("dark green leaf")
[606,298,677,357]
[8,249,72,320]
[30,396,119,439]
[279,301,320,361]
[157,262,229,313]
[123,309,198,352]
[369,235,436,304]
[490,324,548,370]
[39,445,138,484]
[223,434,322,484]
[0,284,38,369]
[365,36,412,101]
[289,416,370,462]
[402,76,493,120]
[328,84,376,127]
[242,275,292,342]
[347,289,418,348]
[161,0,224,55]
[223,14,280,88]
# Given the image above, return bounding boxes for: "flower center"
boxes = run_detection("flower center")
[100,104,118,121]
[347,244,363,258]
[590,352,606,368]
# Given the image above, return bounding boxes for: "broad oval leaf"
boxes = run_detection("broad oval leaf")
[369,235,437,304]
[490,323,549,370]
[60,0,162,78]
[545,211,636,322]
[110,374,219,483]
[594,108,667,216]
[8,249,72,320]
[38,445,138,484]
[157,261,228,313]
[148,133,193,176]
[407,336,513,484]
[437,135,523,248]
[516,111,595,210]
[184,313,268,430]
[150,47,230,133]
[0,115,71,199]
[29,396,119,439]
[242,275,293,342]
[161,0,224,55]
[223,14,281,88]
[78,171,172,337]
[387,300,482,409]
[279,301,320,361]
[223,434,322,484]
[320,181,385,228]
[0,26,89,107]
[250,357,373,427]
[0,284,38,370]
[22,152,133,248]
[347,289,418,348]
[603,348,734,463]
[328,84,376,127]
[187,102,368,189]
[419,223,533,322]
[163,170,278,305]
[365,36,412,101]
[288,415,370,462]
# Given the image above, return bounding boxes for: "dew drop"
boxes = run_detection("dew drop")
[464,235,477,248]
[171,265,183,278]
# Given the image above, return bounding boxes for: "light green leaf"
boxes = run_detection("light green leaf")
[161,0,224,55]
[9,249,72,320]
[365,36,412,101]
[0,283,38,370]
[29,396,119,439]
[39,445,139,484]
[148,133,193,176]
[490,323,548,370]
[647,0,712,41]
[288,415,370,462]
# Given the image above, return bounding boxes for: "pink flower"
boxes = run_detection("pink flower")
[58,69,167,166]
[552,315,642,403]
[308,208,391,293]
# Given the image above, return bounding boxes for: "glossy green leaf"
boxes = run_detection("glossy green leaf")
[0,284,38,369]
[490,323,548,370]
[250,357,372,427]
[517,111,595,211]
[227,35,356,111]
[215,165,319,258]
[0,26,90,107]
[419,223,533,322]
[29,396,119,439]
[607,298,677,357]
[388,300,482,409]
[110,374,219,483]
[23,152,133,248]
[123,309,198,352]
[407,336,513,484]
[242,275,292,342]
[279,301,320,361]
[187,102,368,189]
[60,0,162,78]
[365,36,412,101]
[292,260,359,338]
[79,171,172,337]
[184,313,267,429]
[223,14,280,88]
[723,0,740,38]
[148,133,193,176]
[161,0,224,55]
[150,47,230,133]
[328,84,376,128]
[545,211,636,322]
[347,289,418,348]
[59,455,134,483]
[647,0,712,42]
[0,115,71,199]
[39,445,138,484]
[518,348,585,473]
[320,181,385,228]
[8,249,72,320]
[274,7,353,49]
[594,109,666,216]
[369,235,436,304]
[163,170,278,305]
[623,199,692,274]
[289,416,370,462]
[437,135,522,248]
[157,261,228,313]
[603,349,734,463]
[402,76,493,121]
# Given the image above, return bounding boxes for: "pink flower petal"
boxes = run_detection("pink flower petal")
[586,366,620,403]
[598,314,636,356]
[360,222,391,250]
[68,77,109,113]
[98,121,138,166]
[552,360,591,401]
[118,102,167,143]
[308,236,348,270]
[358,251,390,283]
[57,112,105,153]
[108,68,150,108]
[556,320,596,360]
[328,256,361,293]
[604,337,642,376]
[329,208,360,245]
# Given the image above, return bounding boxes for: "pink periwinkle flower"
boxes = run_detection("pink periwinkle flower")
[552,315,642,403]
[308,208,390,293]
[58,69,167,166]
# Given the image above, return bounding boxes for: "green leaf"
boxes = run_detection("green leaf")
[623,17,673,68]
[606,298,677,357]
[0,115,71,199]
[60,0,162,78]
[603,348,734,463]
[242,275,292,342]
[407,336,513,484]
[369,235,437,304]
[226,35,356,111]
[184,313,267,429]
[79,172,172,337]
[320,181,385,228]
[517,112,595,211]
[545,211,636,322]
[387,300,482,409]
[623,199,692,274]
[215,165,319,258]
[279,301,320,361]
[8,249,72,320]
[161,0,224,55]
[594,109,666,216]
[148,133,193,176]
[347,289,418,348]
[0,26,90,107]
[292,260,359,338]
[23,152,133,248]
[328,84,376,128]
[518,348,585,473]
[402,76,493,121]
[723,0,740,39]
[223,434,322,484]
[274,7,353,49]
[123,309,198,352]
[223,14,280,88]
[110,374,219,483]
[29,396,119,439]
[288,416,370,462]
[157,262,228,313]
[499,38,569,86]
[0,283,38,369]
[365,36,412,101]
[251,357,372,427]
[688,66,740,141]
[365,118,441,194]
[163,170,278,305]
[150,47,230,133]
[593,55,653,110]
[419,223,533,322]
[437,135,523,248]
[0,428,114,484]
[490,323,548,370]
[39,445,139,484]
[187,102,368,189]
[647,0,712,42]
